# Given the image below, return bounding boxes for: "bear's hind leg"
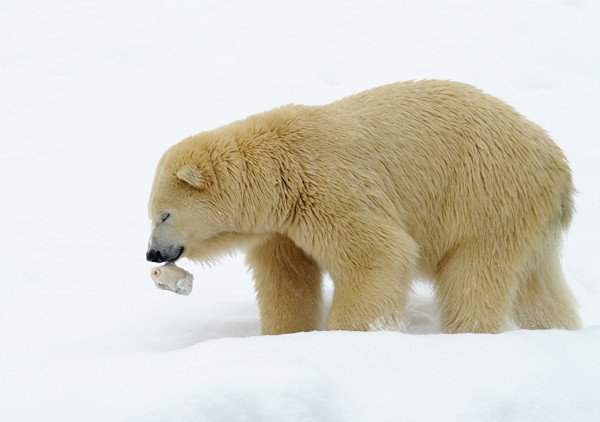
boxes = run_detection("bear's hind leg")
[246,234,323,335]
[512,244,581,330]
[434,243,519,333]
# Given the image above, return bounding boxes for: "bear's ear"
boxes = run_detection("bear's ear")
[176,165,212,190]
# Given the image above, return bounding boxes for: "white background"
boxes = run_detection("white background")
[1,1,599,420]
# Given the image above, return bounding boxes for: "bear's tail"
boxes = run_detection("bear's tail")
[559,180,576,230]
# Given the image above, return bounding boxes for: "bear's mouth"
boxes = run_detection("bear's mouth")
[168,246,184,263]
[146,246,184,263]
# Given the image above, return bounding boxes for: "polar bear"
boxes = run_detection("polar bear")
[147,80,580,334]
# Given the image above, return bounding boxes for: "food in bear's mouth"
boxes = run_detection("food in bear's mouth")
[150,263,194,295]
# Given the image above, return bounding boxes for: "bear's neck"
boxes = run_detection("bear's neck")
[231,105,317,236]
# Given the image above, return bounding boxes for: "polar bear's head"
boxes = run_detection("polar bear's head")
[146,135,248,264]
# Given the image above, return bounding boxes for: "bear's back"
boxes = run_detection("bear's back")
[296,80,573,269]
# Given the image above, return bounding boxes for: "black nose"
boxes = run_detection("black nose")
[146,249,165,263]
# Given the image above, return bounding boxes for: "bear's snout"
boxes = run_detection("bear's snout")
[146,248,164,263]
[146,246,184,263]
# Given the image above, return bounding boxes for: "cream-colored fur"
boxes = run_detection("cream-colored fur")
[148,80,580,334]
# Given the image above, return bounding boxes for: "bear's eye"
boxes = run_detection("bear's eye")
[160,213,170,223]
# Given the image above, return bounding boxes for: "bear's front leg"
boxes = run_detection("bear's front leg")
[325,226,418,331]
[246,234,323,335]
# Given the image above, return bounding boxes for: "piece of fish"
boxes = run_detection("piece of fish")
[150,263,194,296]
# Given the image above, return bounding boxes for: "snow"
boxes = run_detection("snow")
[1,0,599,421]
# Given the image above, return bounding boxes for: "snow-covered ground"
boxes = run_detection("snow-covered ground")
[1,1,599,420]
